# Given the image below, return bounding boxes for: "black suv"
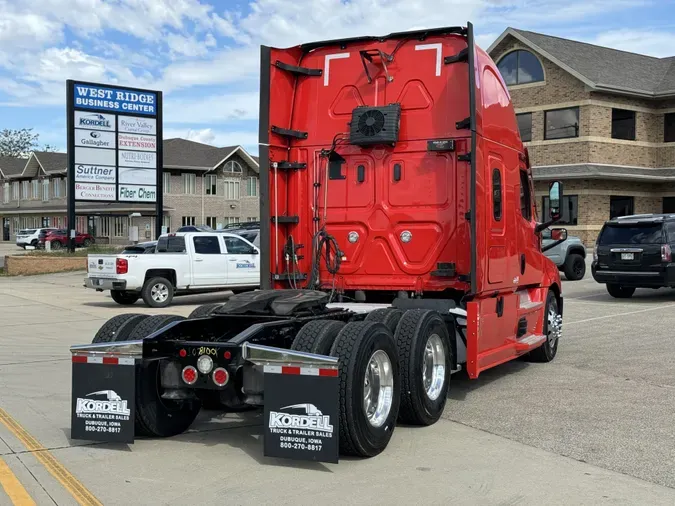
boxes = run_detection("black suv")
[592,214,675,298]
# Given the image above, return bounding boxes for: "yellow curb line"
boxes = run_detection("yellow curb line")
[0,408,102,506]
[0,456,36,506]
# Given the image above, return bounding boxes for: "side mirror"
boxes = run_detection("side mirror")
[251,249,259,255]
[548,181,563,221]
[550,228,568,242]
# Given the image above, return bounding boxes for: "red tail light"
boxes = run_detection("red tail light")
[116,258,128,274]
[212,367,229,387]
[182,365,197,385]
[662,244,672,262]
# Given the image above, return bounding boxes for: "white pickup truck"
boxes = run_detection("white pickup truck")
[84,231,260,307]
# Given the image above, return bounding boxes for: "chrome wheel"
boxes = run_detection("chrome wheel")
[363,349,394,428]
[151,283,169,303]
[547,304,563,348]
[422,334,446,401]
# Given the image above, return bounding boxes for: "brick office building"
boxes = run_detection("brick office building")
[489,28,675,245]
[0,139,260,244]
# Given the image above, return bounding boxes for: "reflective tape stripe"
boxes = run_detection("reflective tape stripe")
[264,364,338,377]
[71,355,135,365]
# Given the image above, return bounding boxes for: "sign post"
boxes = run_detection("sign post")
[66,80,163,252]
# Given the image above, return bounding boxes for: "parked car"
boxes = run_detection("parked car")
[121,241,157,254]
[592,213,675,298]
[84,231,260,307]
[542,228,587,280]
[176,225,213,233]
[41,229,95,250]
[16,228,58,248]
[222,227,260,248]
[223,221,260,230]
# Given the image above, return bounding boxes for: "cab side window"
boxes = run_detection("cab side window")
[492,168,502,221]
[224,236,255,254]
[193,236,221,254]
[519,170,532,220]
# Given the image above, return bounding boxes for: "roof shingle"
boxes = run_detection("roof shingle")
[0,156,29,177]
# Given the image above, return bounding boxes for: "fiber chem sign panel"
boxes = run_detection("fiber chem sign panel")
[68,80,162,203]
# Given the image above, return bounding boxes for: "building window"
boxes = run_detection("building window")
[611,109,636,140]
[516,113,532,142]
[246,177,258,197]
[163,172,171,193]
[544,107,579,140]
[31,179,39,199]
[21,181,29,200]
[225,216,238,225]
[53,178,61,198]
[12,182,19,201]
[492,168,502,221]
[182,216,196,226]
[224,179,240,200]
[205,216,217,229]
[205,174,217,195]
[247,217,257,222]
[183,173,196,194]
[224,160,243,173]
[663,197,675,213]
[497,50,544,86]
[610,196,634,218]
[42,179,49,202]
[113,217,125,237]
[665,113,675,142]
[542,195,578,225]
[519,170,532,220]
[163,215,171,233]
[3,182,8,204]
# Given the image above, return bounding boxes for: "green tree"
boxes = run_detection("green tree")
[0,129,59,157]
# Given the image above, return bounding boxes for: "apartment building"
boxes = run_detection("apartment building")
[0,138,260,244]
[489,28,675,245]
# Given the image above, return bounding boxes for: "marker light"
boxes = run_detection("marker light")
[197,355,214,374]
[179,349,187,358]
[212,368,229,387]
[223,351,232,360]
[182,365,197,385]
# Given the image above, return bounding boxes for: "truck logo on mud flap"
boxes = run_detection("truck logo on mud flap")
[75,390,130,417]
[268,403,334,434]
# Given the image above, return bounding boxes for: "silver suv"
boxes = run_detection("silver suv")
[542,229,587,280]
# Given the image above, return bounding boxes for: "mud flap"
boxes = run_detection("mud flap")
[70,354,136,444]
[263,364,339,464]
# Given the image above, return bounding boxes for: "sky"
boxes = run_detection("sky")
[1,0,674,157]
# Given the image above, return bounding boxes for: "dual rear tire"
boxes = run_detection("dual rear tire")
[290,308,452,457]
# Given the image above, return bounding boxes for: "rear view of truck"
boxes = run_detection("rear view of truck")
[69,22,564,463]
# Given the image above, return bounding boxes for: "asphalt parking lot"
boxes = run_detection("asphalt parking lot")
[1,266,674,505]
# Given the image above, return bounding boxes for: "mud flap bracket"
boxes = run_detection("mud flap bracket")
[274,60,322,76]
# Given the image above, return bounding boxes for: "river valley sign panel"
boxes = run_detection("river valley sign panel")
[67,80,163,203]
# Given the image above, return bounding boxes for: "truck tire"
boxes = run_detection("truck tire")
[394,309,452,426]
[606,284,635,299]
[188,303,223,319]
[563,253,586,281]
[141,276,174,308]
[291,320,346,355]
[329,321,401,458]
[364,308,403,334]
[527,290,561,363]
[92,313,144,343]
[128,314,186,340]
[114,315,200,438]
[110,290,140,305]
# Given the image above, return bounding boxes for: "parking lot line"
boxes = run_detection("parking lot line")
[0,408,102,506]
[0,456,36,506]
[567,303,675,325]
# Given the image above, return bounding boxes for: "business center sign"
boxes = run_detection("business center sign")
[67,80,162,203]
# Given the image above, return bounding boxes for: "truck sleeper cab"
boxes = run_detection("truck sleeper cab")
[70,23,565,461]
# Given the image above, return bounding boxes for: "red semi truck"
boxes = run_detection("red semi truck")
[70,22,567,461]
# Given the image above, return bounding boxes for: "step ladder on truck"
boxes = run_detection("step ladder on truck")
[69,21,567,464]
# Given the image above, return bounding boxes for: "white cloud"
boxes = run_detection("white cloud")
[163,127,258,151]
[586,30,675,59]
[164,92,259,124]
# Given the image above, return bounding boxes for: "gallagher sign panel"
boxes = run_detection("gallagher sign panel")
[67,80,163,203]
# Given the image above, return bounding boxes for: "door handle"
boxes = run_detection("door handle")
[195,258,204,262]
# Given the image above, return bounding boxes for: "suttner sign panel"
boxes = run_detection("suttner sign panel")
[67,80,162,203]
